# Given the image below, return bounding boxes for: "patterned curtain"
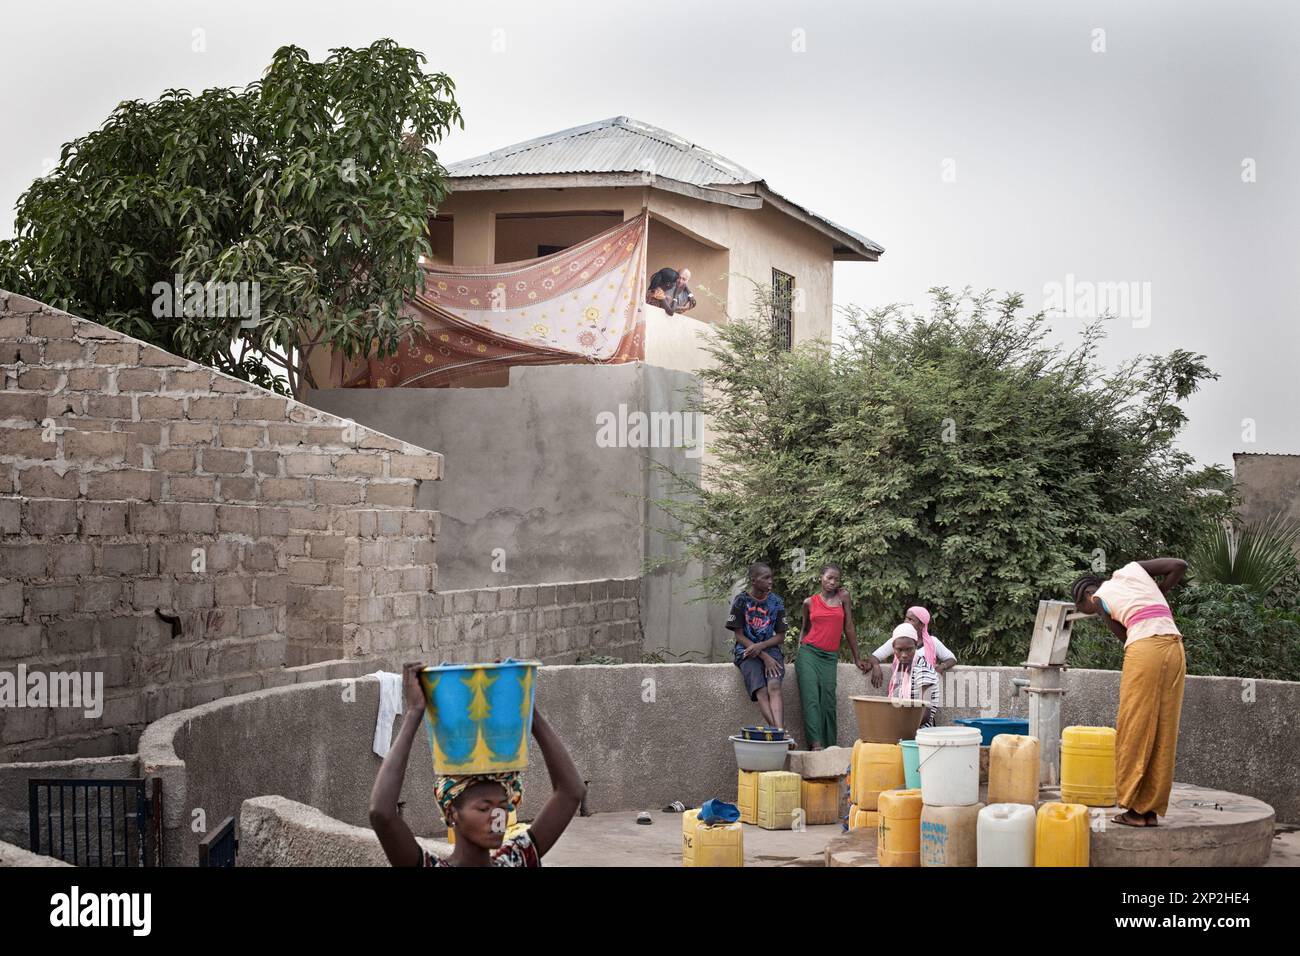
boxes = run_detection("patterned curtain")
[347,213,648,388]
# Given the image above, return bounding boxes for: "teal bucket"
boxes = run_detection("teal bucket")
[900,739,922,789]
[418,659,541,775]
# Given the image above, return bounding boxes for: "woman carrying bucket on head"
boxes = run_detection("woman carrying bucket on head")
[369,662,586,866]
[882,622,941,729]
[796,563,870,751]
[1071,558,1188,829]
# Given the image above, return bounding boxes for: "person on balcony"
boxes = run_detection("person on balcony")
[646,266,697,315]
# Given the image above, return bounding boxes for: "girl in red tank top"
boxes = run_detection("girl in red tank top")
[796,564,869,750]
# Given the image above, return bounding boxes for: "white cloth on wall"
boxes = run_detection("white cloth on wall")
[370,671,404,758]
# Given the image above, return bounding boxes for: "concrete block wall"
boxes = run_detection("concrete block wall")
[0,290,445,761]
[0,290,649,770]
[429,578,643,664]
[286,506,441,666]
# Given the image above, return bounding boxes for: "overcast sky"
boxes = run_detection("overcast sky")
[3,0,1296,468]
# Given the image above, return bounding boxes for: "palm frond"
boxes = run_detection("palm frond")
[1190,514,1300,595]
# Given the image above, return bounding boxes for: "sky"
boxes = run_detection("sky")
[2,0,1296,469]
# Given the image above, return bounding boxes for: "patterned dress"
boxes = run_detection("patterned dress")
[421,830,540,868]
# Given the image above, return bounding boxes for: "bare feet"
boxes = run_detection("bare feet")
[1112,809,1148,827]
[811,743,824,751]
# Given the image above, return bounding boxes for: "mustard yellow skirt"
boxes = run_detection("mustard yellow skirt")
[1115,634,1186,816]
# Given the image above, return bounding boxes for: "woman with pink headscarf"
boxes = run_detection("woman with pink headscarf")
[881,622,941,729]
[866,606,957,689]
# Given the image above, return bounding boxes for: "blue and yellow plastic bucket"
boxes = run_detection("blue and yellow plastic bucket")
[418,659,541,775]
[740,726,788,742]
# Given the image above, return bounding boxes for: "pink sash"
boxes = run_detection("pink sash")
[1126,603,1174,627]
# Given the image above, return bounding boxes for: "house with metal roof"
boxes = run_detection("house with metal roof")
[303,117,883,655]
[421,116,882,378]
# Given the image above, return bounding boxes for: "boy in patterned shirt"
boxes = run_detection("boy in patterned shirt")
[725,563,789,730]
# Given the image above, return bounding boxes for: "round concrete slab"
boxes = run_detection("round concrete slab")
[1079,782,1275,867]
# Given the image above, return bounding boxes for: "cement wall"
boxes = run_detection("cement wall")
[137,676,439,866]
[117,662,1300,867]
[238,794,449,867]
[0,290,445,760]
[307,362,711,660]
[0,838,72,866]
[1235,453,1300,525]
[5,659,1287,864]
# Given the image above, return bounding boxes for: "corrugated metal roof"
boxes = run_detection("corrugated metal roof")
[444,117,884,258]
[446,116,762,186]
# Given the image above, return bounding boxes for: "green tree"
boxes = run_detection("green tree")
[0,40,462,396]
[652,286,1235,663]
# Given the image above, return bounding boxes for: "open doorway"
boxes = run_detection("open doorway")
[493,210,623,263]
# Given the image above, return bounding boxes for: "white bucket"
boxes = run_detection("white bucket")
[915,726,982,807]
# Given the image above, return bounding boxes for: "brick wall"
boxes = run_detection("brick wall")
[0,290,645,763]
[430,579,643,664]
[0,290,445,760]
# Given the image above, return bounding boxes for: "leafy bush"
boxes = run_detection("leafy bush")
[652,286,1235,664]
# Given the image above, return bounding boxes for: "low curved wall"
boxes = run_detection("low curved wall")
[238,795,449,867]
[128,662,1300,866]
[138,676,431,866]
[0,838,72,867]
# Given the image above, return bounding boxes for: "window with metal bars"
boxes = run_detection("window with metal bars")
[771,269,794,350]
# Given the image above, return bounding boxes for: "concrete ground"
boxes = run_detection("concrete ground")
[538,802,1300,868]
[542,812,836,867]
[1267,827,1300,866]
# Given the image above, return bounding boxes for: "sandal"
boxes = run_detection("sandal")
[1112,809,1148,827]
[636,811,653,825]
[662,801,686,813]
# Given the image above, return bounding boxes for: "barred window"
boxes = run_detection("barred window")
[771,269,794,350]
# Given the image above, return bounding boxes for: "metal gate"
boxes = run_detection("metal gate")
[198,815,238,867]
[28,778,162,867]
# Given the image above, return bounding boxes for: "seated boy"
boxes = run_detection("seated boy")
[885,623,941,729]
[725,563,789,730]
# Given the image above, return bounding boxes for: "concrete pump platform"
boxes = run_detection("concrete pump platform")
[824,782,1277,867]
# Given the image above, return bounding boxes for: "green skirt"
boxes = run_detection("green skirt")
[796,642,839,748]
